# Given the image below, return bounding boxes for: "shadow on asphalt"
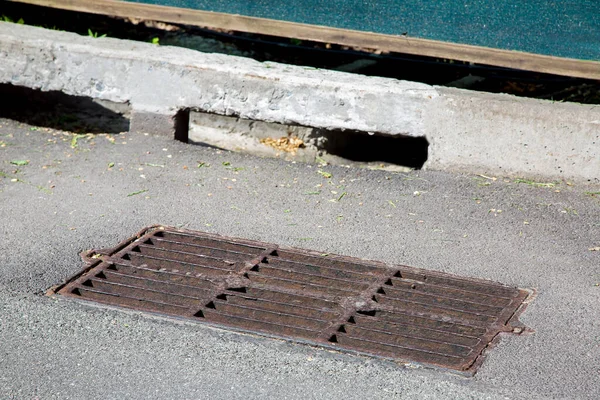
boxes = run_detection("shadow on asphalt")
[0,83,130,134]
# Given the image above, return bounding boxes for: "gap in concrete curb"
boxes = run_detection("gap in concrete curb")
[2,22,597,181]
[0,83,130,134]
[0,83,428,170]
[315,128,429,169]
[187,111,428,170]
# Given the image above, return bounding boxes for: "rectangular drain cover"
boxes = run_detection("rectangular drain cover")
[52,226,530,373]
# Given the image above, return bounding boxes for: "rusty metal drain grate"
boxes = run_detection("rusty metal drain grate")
[51,226,530,374]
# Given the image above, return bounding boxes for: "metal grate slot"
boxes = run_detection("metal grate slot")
[253,262,373,291]
[349,315,482,347]
[154,230,265,254]
[99,270,213,298]
[357,310,489,335]
[53,226,531,374]
[372,294,499,326]
[106,263,217,288]
[332,334,464,366]
[134,243,249,265]
[207,299,331,331]
[126,252,237,275]
[385,278,513,306]
[221,293,340,320]
[276,250,388,275]
[230,287,340,310]
[145,238,258,260]
[376,287,506,315]
[75,287,193,315]
[202,309,322,339]
[245,272,363,298]
[395,272,518,298]
[260,257,381,283]
[351,313,484,343]
[340,324,473,357]
[81,278,205,308]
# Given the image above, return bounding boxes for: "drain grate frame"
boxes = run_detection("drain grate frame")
[50,225,531,375]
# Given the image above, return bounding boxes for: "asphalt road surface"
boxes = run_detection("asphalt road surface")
[1,117,598,399]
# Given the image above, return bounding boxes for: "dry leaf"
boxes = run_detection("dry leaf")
[260,136,304,155]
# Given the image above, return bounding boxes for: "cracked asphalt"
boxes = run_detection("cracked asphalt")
[1,117,599,399]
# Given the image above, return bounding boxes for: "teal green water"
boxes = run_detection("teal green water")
[125,0,599,61]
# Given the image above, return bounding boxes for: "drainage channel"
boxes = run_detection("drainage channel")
[50,225,531,374]
[188,111,429,170]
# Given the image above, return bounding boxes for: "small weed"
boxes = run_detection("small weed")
[108,162,115,168]
[562,207,579,215]
[10,160,28,166]
[315,156,328,166]
[473,177,491,187]
[36,185,52,194]
[221,161,243,171]
[317,170,332,179]
[151,37,160,45]
[305,191,321,195]
[1,15,24,24]
[514,178,557,188]
[290,38,303,46]
[70,134,88,148]
[127,189,148,197]
[87,29,107,38]
[585,191,600,197]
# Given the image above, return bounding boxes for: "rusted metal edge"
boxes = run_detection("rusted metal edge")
[48,290,479,377]
[81,224,164,262]
[183,226,528,300]
[48,224,533,376]
[46,258,104,296]
[465,288,536,374]
[47,225,164,295]
[59,225,527,293]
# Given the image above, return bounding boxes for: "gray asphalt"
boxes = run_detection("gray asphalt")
[1,117,599,399]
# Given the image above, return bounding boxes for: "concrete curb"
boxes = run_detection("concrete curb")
[0,22,598,182]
